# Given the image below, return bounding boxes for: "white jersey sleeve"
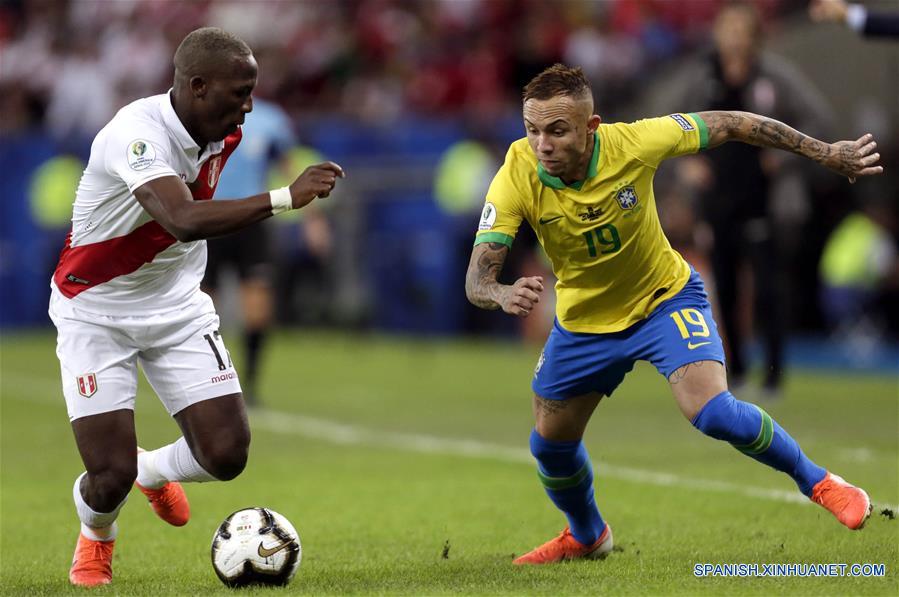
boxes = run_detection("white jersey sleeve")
[103,116,179,192]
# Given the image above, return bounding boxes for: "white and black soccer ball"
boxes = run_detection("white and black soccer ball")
[211,507,302,587]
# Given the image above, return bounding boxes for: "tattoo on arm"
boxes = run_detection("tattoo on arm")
[697,110,833,165]
[465,242,509,310]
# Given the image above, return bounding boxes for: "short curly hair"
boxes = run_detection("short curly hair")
[522,64,592,102]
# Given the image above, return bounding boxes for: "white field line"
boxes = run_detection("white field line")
[3,371,897,511]
[249,408,899,512]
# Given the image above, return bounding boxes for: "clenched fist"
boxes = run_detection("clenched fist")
[498,276,545,317]
[289,161,345,209]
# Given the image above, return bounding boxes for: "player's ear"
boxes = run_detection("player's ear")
[189,76,208,98]
[587,114,601,134]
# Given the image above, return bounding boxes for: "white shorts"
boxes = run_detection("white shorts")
[49,288,242,421]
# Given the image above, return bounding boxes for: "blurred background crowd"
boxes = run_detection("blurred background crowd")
[2,0,897,382]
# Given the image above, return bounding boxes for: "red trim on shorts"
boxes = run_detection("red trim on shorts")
[53,129,243,299]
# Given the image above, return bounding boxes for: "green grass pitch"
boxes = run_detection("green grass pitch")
[1,330,897,595]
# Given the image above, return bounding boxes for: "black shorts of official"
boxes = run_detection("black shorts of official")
[203,222,274,289]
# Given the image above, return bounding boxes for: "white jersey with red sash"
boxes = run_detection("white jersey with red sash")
[51,92,241,316]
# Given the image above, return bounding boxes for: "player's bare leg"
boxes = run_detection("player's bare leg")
[69,409,137,586]
[668,360,728,421]
[670,360,871,530]
[533,392,602,442]
[136,393,250,529]
[515,392,614,565]
[174,393,250,481]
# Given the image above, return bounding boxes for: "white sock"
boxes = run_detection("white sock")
[140,437,216,485]
[81,522,117,542]
[72,472,125,542]
[136,448,166,489]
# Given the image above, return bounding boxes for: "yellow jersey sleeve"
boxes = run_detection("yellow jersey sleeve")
[613,113,709,169]
[473,143,528,248]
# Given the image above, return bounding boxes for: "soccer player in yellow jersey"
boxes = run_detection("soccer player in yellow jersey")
[465,64,883,564]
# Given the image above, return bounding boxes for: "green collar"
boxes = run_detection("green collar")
[536,132,600,191]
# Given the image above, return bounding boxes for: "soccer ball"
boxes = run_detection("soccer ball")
[210,507,302,587]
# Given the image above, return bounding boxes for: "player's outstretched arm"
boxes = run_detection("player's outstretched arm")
[465,242,544,317]
[134,161,344,242]
[696,110,883,183]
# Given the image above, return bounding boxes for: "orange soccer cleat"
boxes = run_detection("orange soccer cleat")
[136,481,191,527]
[513,524,613,565]
[811,472,872,530]
[69,533,114,587]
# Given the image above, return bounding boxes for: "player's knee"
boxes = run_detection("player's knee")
[690,391,737,440]
[87,463,137,510]
[529,428,581,461]
[529,428,553,460]
[200,431,250,481]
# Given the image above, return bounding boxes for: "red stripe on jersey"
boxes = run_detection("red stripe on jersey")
[189,128,242,200]
[53,128,243,298]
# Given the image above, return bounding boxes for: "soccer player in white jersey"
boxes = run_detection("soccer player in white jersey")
[49,27,344,587]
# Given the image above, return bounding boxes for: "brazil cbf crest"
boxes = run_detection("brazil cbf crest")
[76,373,98,398]
[615,185,638,210]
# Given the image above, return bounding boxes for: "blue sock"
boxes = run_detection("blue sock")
[691,391,826,496]
[529,429,606,545]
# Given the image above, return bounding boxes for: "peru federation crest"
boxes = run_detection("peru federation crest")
[207,155,222,187]
[615,186,638,210]
[76,373,98,398]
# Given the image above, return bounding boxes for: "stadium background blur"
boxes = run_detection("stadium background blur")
[2,0,897,371]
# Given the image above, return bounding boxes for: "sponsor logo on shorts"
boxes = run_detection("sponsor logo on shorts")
[478,202,497,231]
[670,114,694,131]
[687,341,712,350]
[211,371,237,384]
[534,350,545,377]
[127,139,157,170]
[76,373,98,398]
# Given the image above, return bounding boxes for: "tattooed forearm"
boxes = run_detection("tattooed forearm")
[697,110,833,165]
[465,242,509,310]
[696,110,883,183]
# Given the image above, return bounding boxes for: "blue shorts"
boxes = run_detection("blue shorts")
[532,270,726,399]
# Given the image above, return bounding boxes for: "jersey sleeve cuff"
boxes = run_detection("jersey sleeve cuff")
[688,113,709,151]
[474,231,514,247]
[126,169,180,194]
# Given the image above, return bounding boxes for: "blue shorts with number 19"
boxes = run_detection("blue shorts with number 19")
[533,269,726,399]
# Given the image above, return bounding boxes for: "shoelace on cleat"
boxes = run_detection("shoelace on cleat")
[814,482,849,511]
[534,529,576,557]
[147,484,175,505]
[75,540,112,568]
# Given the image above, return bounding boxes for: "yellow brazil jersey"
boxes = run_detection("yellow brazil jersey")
[474,112,709,333]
